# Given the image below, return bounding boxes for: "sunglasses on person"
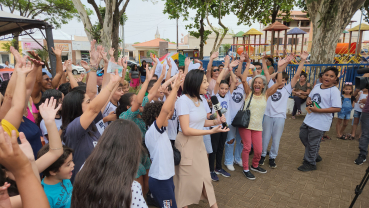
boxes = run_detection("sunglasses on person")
[97,72,104,77]
[345,82,353,85]
[213,69,219,72]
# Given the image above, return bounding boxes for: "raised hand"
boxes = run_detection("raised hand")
[244,52,250,62]
[89,40,99,66]
[110,69,121,83]
[101,51,108,63]
[261,51,267,60]
[240,52,246,62]
[300,51,309,60]
[224,55,230,67]
[27,56,44,67]
[51,44,64,57]
[146,62,155,81]
[194,59,202,64]
[173,72,184,89]
[0,128,30,174]
[150,53,157,64]
[10,46,27,67]
[27,51,42,62]
[166,58,172,68]
[122,57,128,69]
[184,57,191,68]
[80,60,90,71]
[39,97,61,122]
[18,132,35,162]
[210,51,219,60]
[0,182,11,208]
[109,48,115,57]
[229,60,240,69]
[17,60,34,75]
[160,63,167,78]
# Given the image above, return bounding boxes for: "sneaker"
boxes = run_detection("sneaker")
[211,171,219,181]
[297,163,317,172]
[225,164,235,171]
[215,169,231,177]
[250,165,267,173]
[316,155,322,162]
[242,170,255,180]
[355,154,367,165]
[234,160,243,167]
[259,156,266,166]
[269,158,277,168]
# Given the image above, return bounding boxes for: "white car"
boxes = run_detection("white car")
[71,64,85,75]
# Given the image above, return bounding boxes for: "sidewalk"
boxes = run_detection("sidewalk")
[187,116,369,208]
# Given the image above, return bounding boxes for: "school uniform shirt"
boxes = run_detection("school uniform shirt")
[303,83,341,131]
[63,112,105,183]
[167,99,178,141]
[265,80,293,119]
[145,121,174,180]
[201,95,211,131]
[211,91,231,127]
[41,179,72,208]
[19,116,42,159]
[176,95,207,131]
[131,181,148,208]
[40,117,62,144]
[229,84,246,123]
[102,101,118,127]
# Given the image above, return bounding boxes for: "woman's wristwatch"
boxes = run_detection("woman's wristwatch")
[87,63,98,73]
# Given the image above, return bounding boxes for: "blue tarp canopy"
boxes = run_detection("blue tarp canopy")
[287,28,307,35]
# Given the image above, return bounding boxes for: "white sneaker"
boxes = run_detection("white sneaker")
[226,164,235,171]
[234,160,243,167]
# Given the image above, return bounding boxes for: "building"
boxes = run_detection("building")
[132,27,189,61]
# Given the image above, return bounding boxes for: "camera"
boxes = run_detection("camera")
[355,68,369,90]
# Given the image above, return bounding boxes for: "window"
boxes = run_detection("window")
[273,38,283,45]
[288,38,299,45]
[283,21,290,27]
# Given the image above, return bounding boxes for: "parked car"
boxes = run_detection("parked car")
[127,60,139,68]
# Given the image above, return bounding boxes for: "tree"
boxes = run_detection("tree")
[231,0,294,26]
[146,50,158,57]
[134,42,141,44]
[163,0,212,59]
[1,39,21,53]
[0,0,80,56]
[298,0,366,65]
[222,43,231,55]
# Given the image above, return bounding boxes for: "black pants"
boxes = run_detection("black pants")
[209,131,228,172]
[359,112,369,156]
[292,96,307,116]
[299,123,324,165]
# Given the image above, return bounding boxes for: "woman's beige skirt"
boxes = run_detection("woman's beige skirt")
[173,132,216,207]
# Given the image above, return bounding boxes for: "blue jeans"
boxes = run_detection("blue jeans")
[224,124,243,165]
[261,115,285,159]
[140,75,146,83]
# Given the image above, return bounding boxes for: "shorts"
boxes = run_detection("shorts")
[203,134,213,154]
[338,111,351,120]
[130,77,140,87]
[149,177,177,208]
[140,75,146,83]
[354,110,362,118]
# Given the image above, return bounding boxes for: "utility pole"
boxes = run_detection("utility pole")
[176,18,179,51]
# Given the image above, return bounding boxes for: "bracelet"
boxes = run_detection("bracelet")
[277,72,282,74]
[50,147,62,150]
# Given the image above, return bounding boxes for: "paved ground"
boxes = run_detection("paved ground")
[188,115,369,208]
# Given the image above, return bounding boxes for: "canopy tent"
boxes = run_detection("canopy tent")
[0,11,56,75]
[263,22,290,56]
[286,28,307,54]
[342,30,349,43]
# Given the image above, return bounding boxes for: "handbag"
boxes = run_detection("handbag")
[231,93,253,128]
[172,142,181,166]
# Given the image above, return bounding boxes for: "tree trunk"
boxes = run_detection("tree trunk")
[271,9,278,23]
[199,14,205,60]
[308,0,365,66]
[112,5,120,60]
[71,0,94,41]
[100,0,116,53]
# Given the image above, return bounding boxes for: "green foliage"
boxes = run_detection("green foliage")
[222,44,231,54]
[1,39,21,53]
[146,50,158,57]
[1,0,79,29]
[125,67,131,82]
[231,0,294,26]
[164,38,176,44]
[134,42,141,44]
[362,1,369,23]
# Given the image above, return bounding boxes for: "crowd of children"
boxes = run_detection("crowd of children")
[1,38,369,208]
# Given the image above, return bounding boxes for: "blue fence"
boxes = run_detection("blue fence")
[201,60,369,90]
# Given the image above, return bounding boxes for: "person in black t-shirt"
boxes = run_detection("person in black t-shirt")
[139,60,147,83]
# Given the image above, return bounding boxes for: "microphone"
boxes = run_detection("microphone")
[210,95,227,128]
[209,108,227,120]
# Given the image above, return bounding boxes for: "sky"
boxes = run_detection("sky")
[11,0,369,44]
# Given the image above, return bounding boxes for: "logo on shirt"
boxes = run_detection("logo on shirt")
[93,141,97,147]
[170,109,177,120]
[271,91,282,102]
[163,200,171,208]
[221,101,228,110]
[232,92,243,103]
[312,93,322,104]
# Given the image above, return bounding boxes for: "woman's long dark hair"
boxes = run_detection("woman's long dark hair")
[71,119,142,208]
[182,69,205,101]
[61,89,85,132]
[131,64,138,71]
[116,93,134,118]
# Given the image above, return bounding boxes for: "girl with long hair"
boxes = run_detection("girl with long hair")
[175,69,229,208]
[239,54,290,180]
[71,119,147,208]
